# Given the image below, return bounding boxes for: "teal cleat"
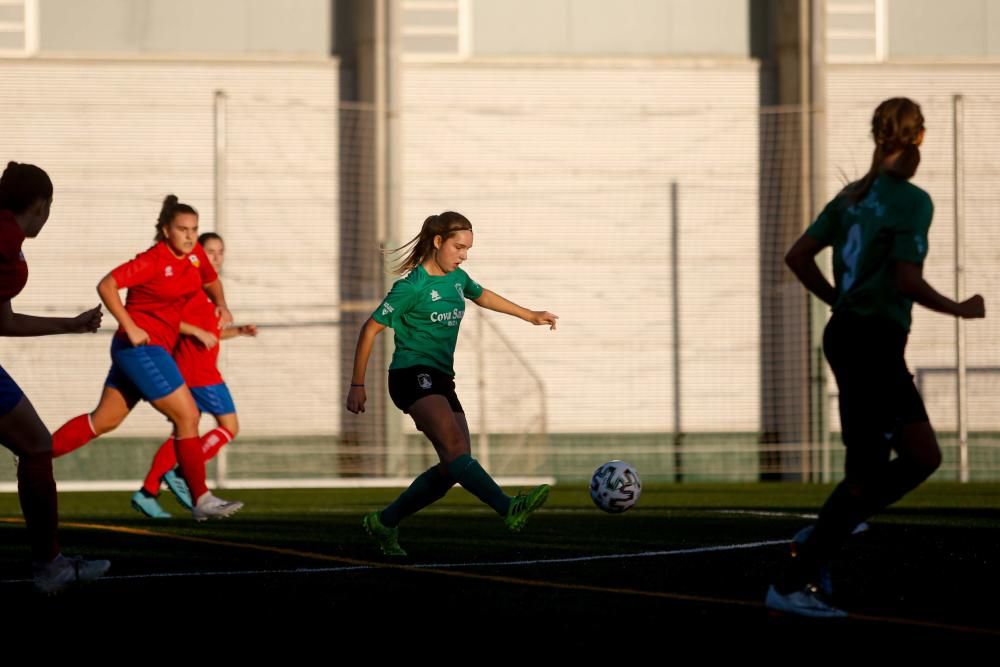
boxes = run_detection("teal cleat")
[131,490,171,519]
[163,469,193,510]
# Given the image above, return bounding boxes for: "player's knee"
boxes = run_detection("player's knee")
[445,434,469,458]
[915,445,942,477]
[437,436,469,463]
[16,448,54,486]
[91,412,121,435]
[901,432,942,478]
[174,412,200,434]
[16,431,53,457]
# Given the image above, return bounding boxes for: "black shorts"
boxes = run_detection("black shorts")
[824,311,929,475]
[388,366,464,414]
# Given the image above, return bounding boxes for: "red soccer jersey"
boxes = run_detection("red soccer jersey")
[110,241,218,350]
[174,291,223,388]
[0,210,28,301]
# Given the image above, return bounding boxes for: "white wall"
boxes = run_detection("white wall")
[401,61,763,434]
[0,57,341,437]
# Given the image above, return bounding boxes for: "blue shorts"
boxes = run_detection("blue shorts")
[190,383,236,416]
[0,364,24,416]
[105,337,185,404]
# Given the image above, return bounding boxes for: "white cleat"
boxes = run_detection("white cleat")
[33,553,111,595]
[192,492,244,522]
[765,584,847,619]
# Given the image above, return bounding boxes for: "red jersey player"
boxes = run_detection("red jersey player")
[0,161,108,593]
[51,195,243,521]
[132,232,257,518]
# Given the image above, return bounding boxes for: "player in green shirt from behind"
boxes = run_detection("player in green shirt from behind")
[767,98,986,618]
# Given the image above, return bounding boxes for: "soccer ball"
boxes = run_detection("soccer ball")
[590,460,641,513]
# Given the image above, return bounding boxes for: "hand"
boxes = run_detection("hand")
[958,294,985,319]
[237,324,258,337]
[530,311,559,330]
[127,326,150,346]
[346,385,367,414]
[216,305,234,329]
[194,328,219,350]
[69,305,102,333]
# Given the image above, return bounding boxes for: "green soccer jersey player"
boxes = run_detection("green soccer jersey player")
[767,98,985,619]
[347,211,559,556]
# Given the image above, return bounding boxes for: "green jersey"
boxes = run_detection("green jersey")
[372,265,484,376]
[807,172,933,331]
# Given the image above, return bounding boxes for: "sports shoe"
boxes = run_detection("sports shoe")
[33,553,111,595]
[163,469,193,510]
[191,492,244,521]
[362,511,407,556]
[765,584,847,618]
[130,490,171,519]
[504,484,550,532]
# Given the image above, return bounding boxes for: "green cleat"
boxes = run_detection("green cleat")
[504,484,550,532]
[362,511,407,557]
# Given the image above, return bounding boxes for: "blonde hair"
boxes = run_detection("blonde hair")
[843,97,925,204]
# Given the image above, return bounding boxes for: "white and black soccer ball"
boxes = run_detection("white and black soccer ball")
[590,460,641,513]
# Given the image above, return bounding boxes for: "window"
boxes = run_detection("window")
[401,0,470,61]
[826,0,888,63]
[0,0,37,56]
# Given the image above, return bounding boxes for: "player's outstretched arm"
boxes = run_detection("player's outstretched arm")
[0,299,102,337]
[473,289,558,330]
